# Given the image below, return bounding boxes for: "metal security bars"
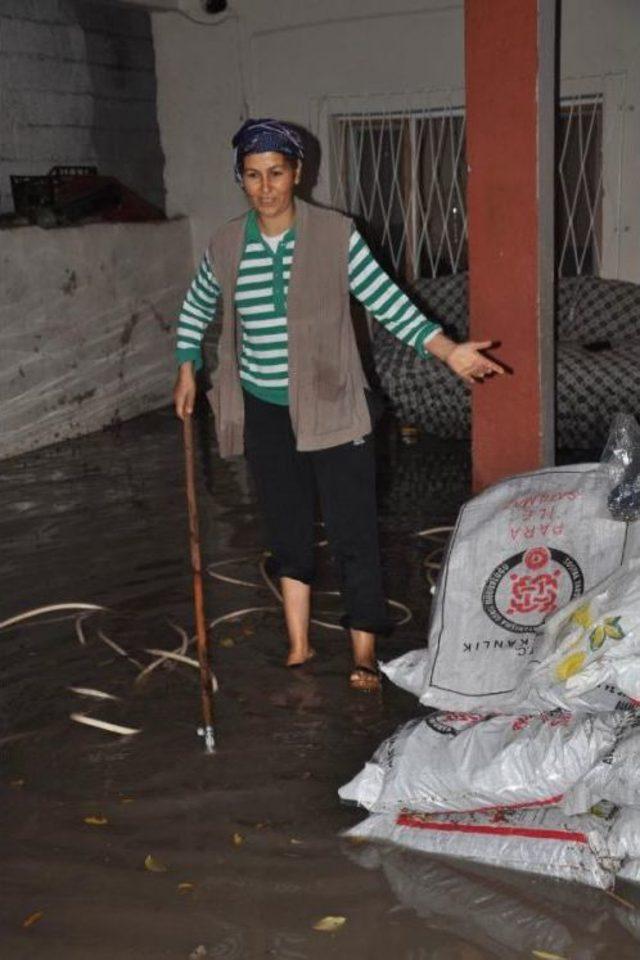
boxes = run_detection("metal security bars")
[329,94,609,281]
[557,97,603,277]
[330,106,466,281]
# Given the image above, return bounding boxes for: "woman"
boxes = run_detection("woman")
[173,118,503,692]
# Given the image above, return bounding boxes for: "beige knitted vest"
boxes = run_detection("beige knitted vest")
[206,198,371,458]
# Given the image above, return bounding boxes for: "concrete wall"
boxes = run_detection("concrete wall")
[1,218,192,459]
[0,0,165,214]
[151,0,640,281]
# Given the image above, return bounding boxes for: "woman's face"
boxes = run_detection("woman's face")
[241,151,300,221]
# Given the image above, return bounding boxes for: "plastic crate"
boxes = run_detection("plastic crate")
[10,166,98,218]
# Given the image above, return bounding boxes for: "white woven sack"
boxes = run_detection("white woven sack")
[618,859,640,883]
[606,806,640,860]
[515,559,640,713]
[563,713,640,814]
[382,464,634,711]
[339,710,621,815]
[345,804,622,889]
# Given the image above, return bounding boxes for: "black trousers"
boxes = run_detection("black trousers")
[243,389,390,635]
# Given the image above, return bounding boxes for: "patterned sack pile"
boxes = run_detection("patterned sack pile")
[339,710,622,816]
[381,464,636,712]
[342,462,640,888]
[344,804,628,890]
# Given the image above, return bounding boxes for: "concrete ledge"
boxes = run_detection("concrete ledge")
[1,217,192,459]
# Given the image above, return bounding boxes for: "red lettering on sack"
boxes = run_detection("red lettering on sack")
[512,715,532,732]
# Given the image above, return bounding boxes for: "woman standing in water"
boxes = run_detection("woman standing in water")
[173,118,503,692]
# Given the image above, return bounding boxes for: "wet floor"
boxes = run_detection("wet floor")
[1,408,639,959]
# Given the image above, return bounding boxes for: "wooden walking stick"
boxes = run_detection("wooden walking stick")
[182,412,216,754]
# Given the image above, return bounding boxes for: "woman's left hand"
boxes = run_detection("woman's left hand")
[446,341,505,385]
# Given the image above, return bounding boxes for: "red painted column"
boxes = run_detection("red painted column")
[465,0,556,491]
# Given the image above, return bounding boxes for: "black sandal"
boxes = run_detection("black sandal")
[349,664,382,693]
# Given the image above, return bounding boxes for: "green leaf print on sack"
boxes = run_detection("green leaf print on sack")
[589,616,625,650]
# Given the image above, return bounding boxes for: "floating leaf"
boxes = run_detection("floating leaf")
[10,778,24,788]
[22,911,44,928]
[120,798,135,805]
[219,637,235,648]
[532,951,568,960]
[555,651,587,681]
[84,814,108,826]
[178,882,195,894]
[232,833,244,846]
[289,838,303,845]
[144,854,167,873]
[313,916,346,933]
[589,625,606,651]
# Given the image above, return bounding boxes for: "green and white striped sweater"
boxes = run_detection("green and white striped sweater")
[176,209,441,405]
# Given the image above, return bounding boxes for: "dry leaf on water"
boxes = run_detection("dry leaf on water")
[232,833,244,846]
[219,637,235,648]
[22,911,44,928]
[84,815,108,826]
[313,916,346,933]
[178,882,195,894]
[144,854,168,873]
[289,838,303,845]
[120,798,135,805]
[532,951,569,960]
[10,779,25,788]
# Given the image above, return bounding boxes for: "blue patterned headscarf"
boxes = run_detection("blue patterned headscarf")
[232,118,304,182]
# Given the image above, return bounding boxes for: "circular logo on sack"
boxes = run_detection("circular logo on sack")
[482,546,584,634]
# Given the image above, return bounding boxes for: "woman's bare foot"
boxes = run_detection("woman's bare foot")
[286,646,316,668]
[281,577,314,667]
[349,629,380,691]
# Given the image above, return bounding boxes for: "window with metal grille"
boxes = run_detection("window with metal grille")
[557,98,602,277]
[331,97,602,281]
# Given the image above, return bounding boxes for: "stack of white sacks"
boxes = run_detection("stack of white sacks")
[340,464,640,889]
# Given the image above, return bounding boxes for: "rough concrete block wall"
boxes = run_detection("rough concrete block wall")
[0,0,165,213]
[1,219,192,459]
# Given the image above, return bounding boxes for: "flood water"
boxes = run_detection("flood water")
[1,407,639,959]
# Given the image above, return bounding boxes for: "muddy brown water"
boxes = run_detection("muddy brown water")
[1,408,639,959]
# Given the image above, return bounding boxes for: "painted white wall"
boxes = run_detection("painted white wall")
[561,0,640,280]
[152,1,465,259]
[0,0,166,215]
[151,0,640,281]
[1,218,192,458]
